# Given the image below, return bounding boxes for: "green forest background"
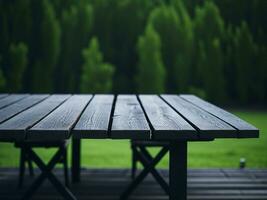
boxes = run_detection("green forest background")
[0,0,267,106]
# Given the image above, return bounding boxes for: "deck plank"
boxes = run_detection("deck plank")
[0,168,266,200]
[162,95,237,139]
[0,94,49,124]
[111,95,150,139]
[0,94,8,100]
[0,95,70,141]
[180,95,259,138]
[139,95,197,140]
[0,94,28,109]
[73,95,114,139]
[29,95,92,140]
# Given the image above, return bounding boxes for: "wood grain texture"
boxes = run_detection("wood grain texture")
[180,95,259,138]
[0,95,49,124]
[162,95,237,139]
[0,94,8,100]
[0,95,70,141]
[111,95,150,139]
[29,95,92,140]
[0,93,258,142]
[139,95,197,140]
[73,95,114,139]
[0,94,28,109]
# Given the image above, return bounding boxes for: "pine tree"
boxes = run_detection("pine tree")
[80,37,114,93]
[252,45,267,103]
[31,0,61,93]
[148,3,193,93]
[171,0,194,92]
[234,21,257,104]
[57,6,78,92]
[6,42,28,92]
[224,25,236,101]
[193,1,226,103]
[0,56,5,91]
[194,1,224,42]
[57,2,93,92]
[0,69,5,92]
[98,0,155,93]
[200,39,225,103]
[136,24,165,93]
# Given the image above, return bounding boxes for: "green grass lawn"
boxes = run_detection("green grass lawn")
[0,110,266,168]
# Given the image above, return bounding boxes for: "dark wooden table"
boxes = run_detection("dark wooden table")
[0,94,259,200]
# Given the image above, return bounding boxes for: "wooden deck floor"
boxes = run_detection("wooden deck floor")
[0,168,267,200]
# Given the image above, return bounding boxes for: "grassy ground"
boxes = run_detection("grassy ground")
[0,110,266,168]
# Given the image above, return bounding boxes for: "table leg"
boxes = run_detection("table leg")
[169,141,187,200]
[22,147,76,200]
[120,147,169,199]
[72,138,81,183]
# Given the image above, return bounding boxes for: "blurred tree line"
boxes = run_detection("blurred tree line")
[0,0,266,105]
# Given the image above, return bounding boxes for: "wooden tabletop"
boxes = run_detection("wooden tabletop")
[0,94,259,141]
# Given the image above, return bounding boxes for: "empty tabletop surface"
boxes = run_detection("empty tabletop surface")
[0,94,259,142]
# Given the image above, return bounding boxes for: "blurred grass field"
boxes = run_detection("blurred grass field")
[0,110,266,168]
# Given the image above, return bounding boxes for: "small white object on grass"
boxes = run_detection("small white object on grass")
[239,158,246,169]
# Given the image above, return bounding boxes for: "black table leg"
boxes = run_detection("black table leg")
[22,147,76,200]
[72,138,81,183]
[138,147,169,195]
[120,147,169,199]
[169,141,187,200]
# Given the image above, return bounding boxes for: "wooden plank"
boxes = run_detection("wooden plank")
[0,94,8,100]
[1,168,266,200]
[180,95,259,138]
[139,95,197,140]
[0,94,28,109]
[0,94,49,124]
[162,95,237,139]
[0,95,70,141]
[28,95,92,140]
[111,95,150,139]
[73,95,114,139]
